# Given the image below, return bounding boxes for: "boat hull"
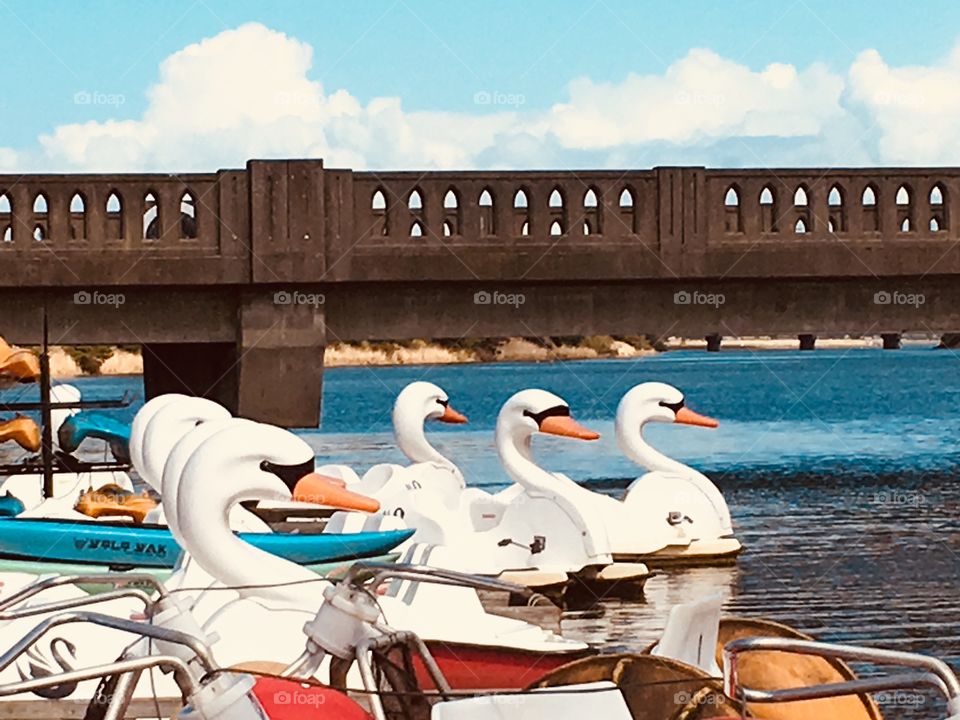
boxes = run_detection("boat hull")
[0,518,413,568]
[417,643,595,690]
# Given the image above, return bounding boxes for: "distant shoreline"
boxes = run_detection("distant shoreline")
[2,334,943,379]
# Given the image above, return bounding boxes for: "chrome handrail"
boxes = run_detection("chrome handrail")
[0,611,216,676]
[0,588,153,620]
[343,562,533,596]
[723,636,960,713]
[0,573,166,612]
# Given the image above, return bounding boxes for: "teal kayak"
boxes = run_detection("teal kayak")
[0,518,413,569]
[58,411,131,463]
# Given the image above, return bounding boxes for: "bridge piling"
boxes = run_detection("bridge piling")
[705,334,722,352]
[798,334,817,351]
[881,333,902,350]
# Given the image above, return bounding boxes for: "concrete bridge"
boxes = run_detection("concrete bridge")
[1,160,959,425]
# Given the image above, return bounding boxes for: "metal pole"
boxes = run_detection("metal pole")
[40,307,54,499]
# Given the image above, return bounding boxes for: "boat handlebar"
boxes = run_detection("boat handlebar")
[0,588,153,621]
[0,573,165,612]
[343,562,533,596]
[723,636,960,709]
[0,610,217,677]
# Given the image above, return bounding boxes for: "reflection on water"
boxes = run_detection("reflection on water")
[3,349,960,717]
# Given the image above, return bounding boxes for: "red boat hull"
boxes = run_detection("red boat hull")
[419,642,594,690]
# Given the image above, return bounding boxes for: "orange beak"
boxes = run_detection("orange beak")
[292,473,380,513]
[675,406,719,428]
[539,415,600,440]
[439,404,468,424]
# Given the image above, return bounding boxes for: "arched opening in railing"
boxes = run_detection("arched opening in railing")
[929,182,948,233]
[583,187,601,235]
[443,188,460,236]
[410,220,425,237]
[724,185,742,234]
[896,184,914,233]
[861,184,879,233]
[618,187,637,233]
[548,186,567,235]
[180,192,197,239]
[479,188,495,237]
[143,192,160,240]
[759,185,778,232]
[514,188,530,236]
[793,184,811,234]
[106,191,124,240]
[371,188,389,236]
[828,184,846,233]
[32,193,48,242]
[69,192,87,240]
[0,193,10,244]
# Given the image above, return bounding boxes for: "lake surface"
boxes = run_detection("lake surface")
[3,347,960,717]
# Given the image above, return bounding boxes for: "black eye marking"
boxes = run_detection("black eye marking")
[260,458,314,490]
[523,404,571,426]
[658,399,685,414]
[437,399,449,407]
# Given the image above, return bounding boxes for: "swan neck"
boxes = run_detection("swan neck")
[618,415,694,475]
[497,426,561,495]
[179,472,321,605]
[395,410,453,470]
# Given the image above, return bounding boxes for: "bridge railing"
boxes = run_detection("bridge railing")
[0,174,223,249]
[705,169,960,244]
[0,171,251,286]
[350,171,659,245]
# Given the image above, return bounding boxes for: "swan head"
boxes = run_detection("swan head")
[617,382,718,429]
[177,423,379,517]
[393,381,468,427]
[129,394,188,475]
[497,389,600,449]
[140,397,231,493]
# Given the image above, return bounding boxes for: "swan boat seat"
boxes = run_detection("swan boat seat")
[74,483,158,523]
[0,416,42,452]
[0,339,40,383]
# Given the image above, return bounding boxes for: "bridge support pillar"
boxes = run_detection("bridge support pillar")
[705,334,722,352]
[236,291,326,427]
[798,334,816,351]
[881,333,901,350]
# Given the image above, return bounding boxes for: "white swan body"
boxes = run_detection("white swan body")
[613,382,740,559]
[320,382,468,517]
[174,420,586,672]
[358,389,618,575]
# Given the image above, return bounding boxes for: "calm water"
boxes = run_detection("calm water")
[4,348,960,717]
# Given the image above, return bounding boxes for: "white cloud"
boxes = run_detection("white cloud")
[548,50,845,149]
[8,22,960,171]
[847,47,960,164]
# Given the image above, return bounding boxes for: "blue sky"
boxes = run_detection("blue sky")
[3,1,960,170]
